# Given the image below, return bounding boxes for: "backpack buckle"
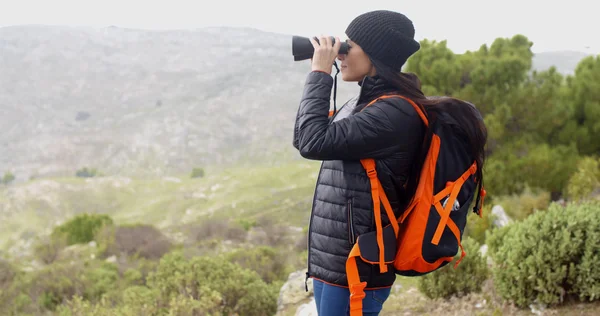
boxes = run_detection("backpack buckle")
[366,169,377,178]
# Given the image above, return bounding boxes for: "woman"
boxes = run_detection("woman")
[293,10,486,315]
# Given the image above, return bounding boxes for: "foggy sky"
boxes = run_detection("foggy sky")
[1,0,597,54]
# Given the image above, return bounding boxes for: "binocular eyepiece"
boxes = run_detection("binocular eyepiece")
[292,36,349,61]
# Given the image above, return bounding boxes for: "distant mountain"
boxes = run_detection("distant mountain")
[0,25,590,180]
[0,25,359,180]
[532,50,592,75]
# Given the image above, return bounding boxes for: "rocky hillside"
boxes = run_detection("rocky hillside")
[0,25,588,180]
[0,25,359,180]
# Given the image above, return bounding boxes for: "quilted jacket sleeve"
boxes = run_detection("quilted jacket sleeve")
[293,71,424,161]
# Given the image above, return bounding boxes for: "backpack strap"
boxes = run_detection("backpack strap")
[364,94,429,126]
[345,95,427,316]
[359,159,400,273]
[346,245,367,316]
[431,162,477,246]
[356,94,423,274]
[430,161,477,267]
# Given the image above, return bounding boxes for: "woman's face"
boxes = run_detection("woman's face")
[337,39,376,82]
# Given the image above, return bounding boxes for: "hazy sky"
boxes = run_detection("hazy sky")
[1,0,597,54]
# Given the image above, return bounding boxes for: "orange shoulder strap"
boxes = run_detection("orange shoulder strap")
[347,95,429,316]
[362,94,429,127]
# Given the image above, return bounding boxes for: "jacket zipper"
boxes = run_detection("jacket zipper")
[305,162,324,292]
[304,77,366,290]
[347,199,356,245]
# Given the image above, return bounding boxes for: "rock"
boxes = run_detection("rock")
[277,270,313,314]
[295,298,317,316]
[393,284,403,292]
[479,244,488,257]
[162,177,181,183]
[491,205,511,227]
[475,299,486,309]
[529,303,546,316]
[57,243,96,262]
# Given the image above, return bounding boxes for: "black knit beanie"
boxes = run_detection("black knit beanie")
[345,10,420,71]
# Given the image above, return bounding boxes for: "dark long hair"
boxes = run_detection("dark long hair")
[369,58,488,205]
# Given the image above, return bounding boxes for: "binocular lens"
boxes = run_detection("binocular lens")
[291,36,349,61]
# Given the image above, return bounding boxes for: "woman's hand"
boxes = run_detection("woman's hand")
[309,35,341,74]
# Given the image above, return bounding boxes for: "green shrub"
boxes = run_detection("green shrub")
[53,213,113,245]
[418,236,489,299]
[226,246,291,284]
[75,167,98,178]
[187,217,247,243]
[33,233,68,264]
[57,288,220,316]
[2,171,15,185]
[464,204,496,245]
[487,200,600,307]
[83,262,120,302]
[565,156,600,201]
[483,141,580,199]
[24,262,87,311]
[237,218,257,231]
[190,167,205,178]
[147,251,278,315]
[96,224,173,260]
[0,260,20,311]
[0,260,16,287]
[494,186,551,221]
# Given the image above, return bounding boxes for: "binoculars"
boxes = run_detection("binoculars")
[292,36,350,61]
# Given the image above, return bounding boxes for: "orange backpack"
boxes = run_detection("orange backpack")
[344,95,486,316]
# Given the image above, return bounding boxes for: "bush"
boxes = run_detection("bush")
[188,217,247,243]
[75,167,99,178]
[494,186,551,221]
[1,258,143,315]
[464,204,495,245]
[190,167,205,178]
[2,172,15,185]
[254,215,291,247]
[565,156,600,201]
[418,236,489,299]
[0,260,16,287]
[53,213,113,245]
[57,288,219,316]
[23,262,87,311]
[96,224,173,260]
[147,251,278,315]
[83,262,120,302]
[226,246,291,284]
[33,233,68,264]
[487,200,600,307]
[483,142,580,199]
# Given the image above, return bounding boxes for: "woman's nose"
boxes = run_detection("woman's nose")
[337,54,346,61]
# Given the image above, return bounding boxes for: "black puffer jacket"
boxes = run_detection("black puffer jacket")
[293,71,426,289]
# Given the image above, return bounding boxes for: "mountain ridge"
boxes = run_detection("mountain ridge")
[0,25,591,180]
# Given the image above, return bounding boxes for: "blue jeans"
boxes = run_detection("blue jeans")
[313,279,391,316]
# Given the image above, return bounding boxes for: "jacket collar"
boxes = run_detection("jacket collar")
[354,75,398,111]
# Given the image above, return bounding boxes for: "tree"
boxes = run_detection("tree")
[559,56,600,155]
[2,172,15,185]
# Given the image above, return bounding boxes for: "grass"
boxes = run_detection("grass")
[2,160,599,316]
[383,276,600,316]
[0,160,322,254]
